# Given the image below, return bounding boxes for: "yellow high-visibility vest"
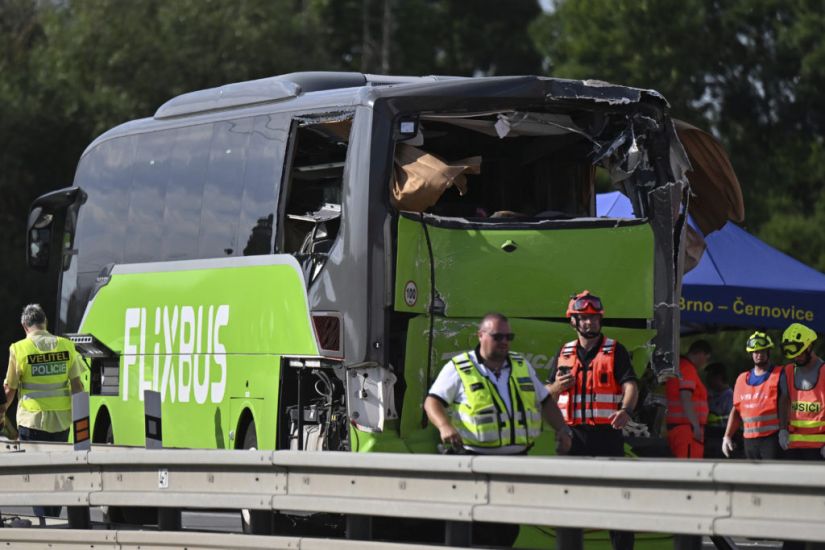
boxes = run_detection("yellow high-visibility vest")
[449,352,542,448]
[12,337,77,413]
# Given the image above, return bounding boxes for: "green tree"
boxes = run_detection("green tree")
[0,0,341,348]
[321,0,543,75]
[31,0,338,136]
[0,0,549,350]
[531,0,825,262]
[0,1,58,350]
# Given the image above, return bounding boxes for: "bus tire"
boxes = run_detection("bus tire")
[97,414,159,526]
[241,420,257,450]
[92,408,113,444]
[240,419,272,534]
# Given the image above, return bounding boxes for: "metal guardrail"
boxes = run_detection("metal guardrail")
[0,444,823,544]
[0,528,468,549]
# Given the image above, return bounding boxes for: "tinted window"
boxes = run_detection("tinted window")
[74,136,136,274]
[75,115,285,274]
[198,119,250,257]
[161,124,211,261]
[124,130,175,263]
[240,115,287,255]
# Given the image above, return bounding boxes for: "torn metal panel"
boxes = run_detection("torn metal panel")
[594,116,691,381]
[492,112,593,140]
[543,78,666,107]
[421,111,583,138]
[649,181,689,382]
[294,111,355,126]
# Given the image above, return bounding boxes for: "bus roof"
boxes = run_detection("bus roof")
[83,72,669,158]
[153,71,667,119]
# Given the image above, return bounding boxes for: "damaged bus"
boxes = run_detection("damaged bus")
[26,72,739,456]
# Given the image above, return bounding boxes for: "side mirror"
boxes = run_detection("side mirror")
[26,186,86,272]
[27,206,54,270]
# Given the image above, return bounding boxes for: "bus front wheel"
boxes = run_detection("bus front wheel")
[98,414,159,526]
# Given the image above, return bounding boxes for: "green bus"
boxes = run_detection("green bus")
[27,72,702,455]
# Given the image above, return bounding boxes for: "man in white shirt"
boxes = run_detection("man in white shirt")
[425,312,571,455]
[424,312,571,547]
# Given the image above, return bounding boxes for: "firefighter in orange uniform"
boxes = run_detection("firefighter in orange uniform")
[665,340,711,458]
[722,332,784,459]
[546,291,638,550]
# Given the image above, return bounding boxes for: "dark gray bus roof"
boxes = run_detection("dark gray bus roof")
[83,71,668,157]
[153,71,667,119]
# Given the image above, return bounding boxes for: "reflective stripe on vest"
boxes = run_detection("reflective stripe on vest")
[556,338,622,426]
[12,337,75,413]
[785,363,825,449]
[450,351,541,448]
[733,367,781,439]
[666,358,709,425]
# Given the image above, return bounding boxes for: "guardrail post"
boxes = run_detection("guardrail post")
[445,521,471,546]
[67,507,90,529]
[556,527,584,550]
[346,515,372,540]
[673,534,703,550]
[144,390,163,450]
[69,392,91,529]
[158,508,182,531]
[247,511,274,535]
[145,390,181,531]
[709,536,738,550]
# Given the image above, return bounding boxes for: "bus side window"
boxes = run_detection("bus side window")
[281,117,351,279]
[241,114,288,256]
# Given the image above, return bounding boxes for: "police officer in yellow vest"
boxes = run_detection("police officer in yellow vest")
[424,312,571,547]
[1,304,85,521]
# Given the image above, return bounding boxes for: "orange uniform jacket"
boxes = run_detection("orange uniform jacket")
[557,338,623,426]
[665,357,708,426]
[733,367,781,439]
[785,363,825,449]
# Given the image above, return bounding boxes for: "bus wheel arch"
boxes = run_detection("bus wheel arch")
[236,408,257,450]
[93,407,114,444]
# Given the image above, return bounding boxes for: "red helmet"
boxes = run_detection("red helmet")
[566,290,604,317]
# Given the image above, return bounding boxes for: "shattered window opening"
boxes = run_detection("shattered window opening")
[281,115,352,282]
[391,108,663,222]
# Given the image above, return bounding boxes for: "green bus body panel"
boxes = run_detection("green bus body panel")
[398,315,655,454]
[80,257,318,449]
[395,216,654,319]
[516,527,672,549]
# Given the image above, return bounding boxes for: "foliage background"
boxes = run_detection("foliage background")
[1,0,822,378]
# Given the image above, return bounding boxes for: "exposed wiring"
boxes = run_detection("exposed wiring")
[313,370,334,402]
[419,213,437,427]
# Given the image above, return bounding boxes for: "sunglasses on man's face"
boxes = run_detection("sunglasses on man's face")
[487,332,515,342]
[572,296,602,311]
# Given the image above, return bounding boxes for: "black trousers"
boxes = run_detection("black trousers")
[466,449,527,547]
[557,426,634,550]
[19,426,70,518]
[743,433,784,460]
[782,446,824,550]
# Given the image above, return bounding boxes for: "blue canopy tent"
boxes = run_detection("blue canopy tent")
[597,191,825,332]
